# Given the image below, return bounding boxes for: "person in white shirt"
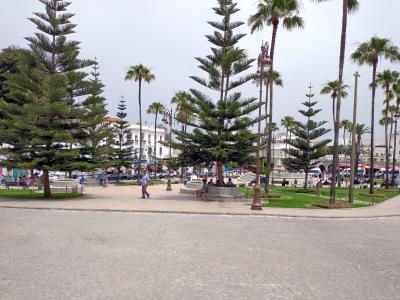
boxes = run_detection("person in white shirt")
[141,171,150,199]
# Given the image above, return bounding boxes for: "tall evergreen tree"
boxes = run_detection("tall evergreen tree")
[0,0,92,197]
[0,47,39,169]
[112,97,133,181]
[81,60,112,171]
[0,47,38,106]
[171,0,260,187]
[283,87,331,189]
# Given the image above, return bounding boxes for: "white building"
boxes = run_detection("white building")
[128,122,170,162]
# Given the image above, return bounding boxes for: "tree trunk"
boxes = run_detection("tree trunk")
[369,61,378,194]
[138,79,143,183]
[264,79,270,192]
[332,96,336,125]
[285,128,289,158]
[330,0,348,204]
[384,88,390,189]
[392,101,399,184]
[355,138,361,178]
[43,169,51,198]
[30,168,34,186]
[265,20,279,196]
[216,161,223,187]
[304,170,308,190]
[385,119,389,188]
[392,119,398,184]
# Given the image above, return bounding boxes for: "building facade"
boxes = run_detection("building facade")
[128,122,170,162]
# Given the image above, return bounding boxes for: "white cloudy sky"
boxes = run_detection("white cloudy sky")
[1,0,399,137]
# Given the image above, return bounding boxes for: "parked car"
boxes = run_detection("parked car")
[248,177,266,186]
[107,174,133,182]
[205,171,215,177]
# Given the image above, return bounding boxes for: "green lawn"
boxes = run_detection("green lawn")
[238,186,398,209]
[0,189,82,200]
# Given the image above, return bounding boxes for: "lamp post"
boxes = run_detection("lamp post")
[252,41,272,211]
[349,71,360,204]
[391,113,400,185]
[162,109,173,191]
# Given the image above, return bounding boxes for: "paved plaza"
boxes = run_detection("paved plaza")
[0,207,399,300]
[1,184,400,218]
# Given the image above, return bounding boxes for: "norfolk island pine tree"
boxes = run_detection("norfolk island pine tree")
[111,97,134,182]
[283,87,331,189]
[170,0,262,187]
[0,0,93,198]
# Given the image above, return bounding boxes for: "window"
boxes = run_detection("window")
[159,147,162,156]
[148,147,152,155]
[160,135,163,141]
[148,135,151,143]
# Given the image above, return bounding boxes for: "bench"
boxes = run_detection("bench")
[5,182,28,189]
[180,181,204,196]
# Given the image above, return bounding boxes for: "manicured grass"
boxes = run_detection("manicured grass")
[238,186,398,209]
[0,189,82,200]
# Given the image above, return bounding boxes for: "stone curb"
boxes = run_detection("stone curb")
[1,205,400,219]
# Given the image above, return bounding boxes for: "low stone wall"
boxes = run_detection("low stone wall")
[180,181,203,195]
[51,179,81,193]
[205,186,245,202]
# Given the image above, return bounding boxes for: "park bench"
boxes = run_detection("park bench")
[180,180,203,196]
[5,181,28,189]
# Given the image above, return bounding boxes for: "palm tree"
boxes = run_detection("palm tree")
[320,81,349,125]
[253,70,283,132]
[171,91,196,180]
[312,0,359,204]
[125,64,155,175]
[281,116,295,158]
[351,37,400,194]
[249,0,304,195]
[377,70,399,188]
[171,91,195,134]
[355,124,370,176]
[147,102,165,160]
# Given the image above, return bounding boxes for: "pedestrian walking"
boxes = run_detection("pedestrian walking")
[141,171,150,199]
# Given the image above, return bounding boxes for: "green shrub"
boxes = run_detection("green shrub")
[311,201,352,209]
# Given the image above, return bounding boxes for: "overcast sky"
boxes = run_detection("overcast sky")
[1,0,399,137]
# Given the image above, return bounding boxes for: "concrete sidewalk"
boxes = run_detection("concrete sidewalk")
[1,184,400,218]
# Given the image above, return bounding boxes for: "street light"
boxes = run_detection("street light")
[252,41,272,211]
[349,71,360,204]
[162,109,173,191]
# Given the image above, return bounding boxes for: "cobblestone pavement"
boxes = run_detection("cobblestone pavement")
[1,208,399,300]
[1,184,400,218]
